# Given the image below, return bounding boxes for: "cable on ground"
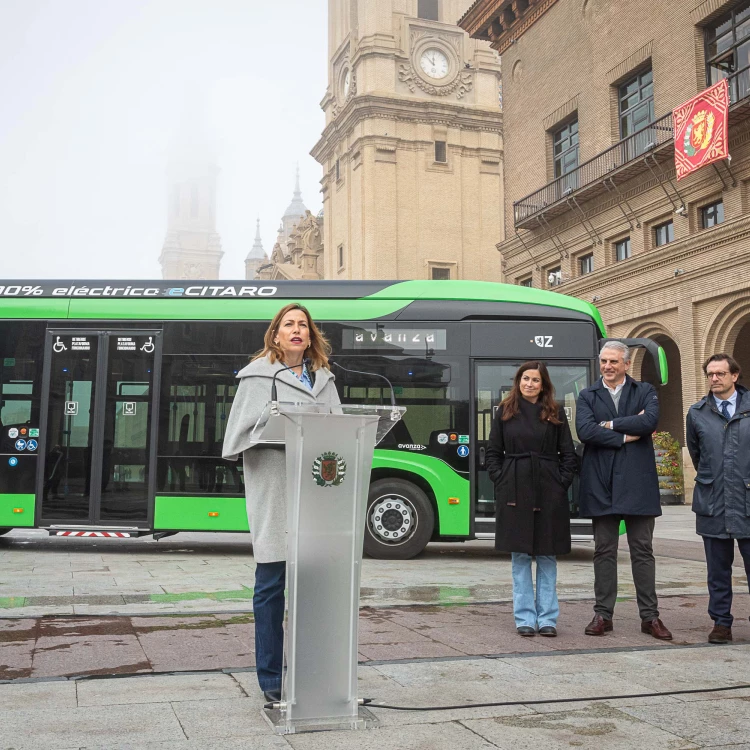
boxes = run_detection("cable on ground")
[361,682,750,711]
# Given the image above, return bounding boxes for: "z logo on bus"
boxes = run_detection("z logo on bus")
[312,452,347,488]
[534,336,554,348]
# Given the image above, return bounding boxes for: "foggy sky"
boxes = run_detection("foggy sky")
[0,0,327,279]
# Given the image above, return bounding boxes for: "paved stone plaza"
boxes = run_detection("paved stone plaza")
[1,506,750,749]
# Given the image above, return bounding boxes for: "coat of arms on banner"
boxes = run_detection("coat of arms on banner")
[673,79,729,180]
[312,452,347,487]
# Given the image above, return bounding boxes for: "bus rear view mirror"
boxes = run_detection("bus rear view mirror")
[598,337,668,388]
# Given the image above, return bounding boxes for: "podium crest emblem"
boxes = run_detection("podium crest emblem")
[312,451,347,487]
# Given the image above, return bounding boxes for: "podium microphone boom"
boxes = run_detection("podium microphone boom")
[271,357,311,411]
[331,361,399,417]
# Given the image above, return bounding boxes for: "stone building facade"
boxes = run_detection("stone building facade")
[460,0,750,446]
[311,0,505,282]
[159,156,223,280]
[255,210,325,280]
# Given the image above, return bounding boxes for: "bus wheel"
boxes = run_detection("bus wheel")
[0,528,12,536]
[364,479,434,560]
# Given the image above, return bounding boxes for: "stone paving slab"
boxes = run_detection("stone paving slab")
[462,703,701,749]
[3,595,749,681]
[2,506,733,619]
[0,702,187,749]
[1,646,750,748]
[285,721,499,750]
[76,672,244,707]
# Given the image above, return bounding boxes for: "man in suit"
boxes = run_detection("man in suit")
[686,353,750,644]
[576,341,672,640]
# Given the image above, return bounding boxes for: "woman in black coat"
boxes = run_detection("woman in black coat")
[486,361,578,637]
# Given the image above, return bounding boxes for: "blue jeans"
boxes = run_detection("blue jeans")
[511,553,559,628]
[254,561,286,692]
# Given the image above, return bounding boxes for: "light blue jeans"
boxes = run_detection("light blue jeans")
[511,553,559,629]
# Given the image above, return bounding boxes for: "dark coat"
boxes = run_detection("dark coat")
[686,385,750,539]
[486,400,577,556]
[575,375,661,518]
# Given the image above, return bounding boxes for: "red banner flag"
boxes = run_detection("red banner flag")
[673,79,730,180]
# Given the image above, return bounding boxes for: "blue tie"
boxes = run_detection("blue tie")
[720,401,730,420]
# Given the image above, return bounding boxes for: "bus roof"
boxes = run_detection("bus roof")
[0,279,605,334]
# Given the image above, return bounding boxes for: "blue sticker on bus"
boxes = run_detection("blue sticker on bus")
[8,457,18,467]
[15,439,26,451]
[27,439,38,451]
[457,445,469,458]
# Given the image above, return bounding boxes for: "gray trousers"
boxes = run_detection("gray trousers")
[592,515,659,621]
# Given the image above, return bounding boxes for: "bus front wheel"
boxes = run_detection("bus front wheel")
[364,479,434,560]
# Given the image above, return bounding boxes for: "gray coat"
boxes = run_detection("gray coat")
[686,385,750,539]
[222,355,341,562]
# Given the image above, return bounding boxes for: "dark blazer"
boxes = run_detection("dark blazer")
[686,385,750,539]
[575,375,661,517]
[486,402,577,556]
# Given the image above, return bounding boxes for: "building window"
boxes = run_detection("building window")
[190,185,200,218]
[619,68,654,140]
[418,0,439,21]
[701,200,725,228]
[579,252,594,275]
[654,220,674,247]
[547,266,562,287]
[171,186,180,218]
[431,266,451,280]
[615,237,632,261]
[519,277,533,287]
[706,1,750,101]
[335,158,341,181]
[435,141,447,163]
[553,119,579,181]
[337,244,345,269]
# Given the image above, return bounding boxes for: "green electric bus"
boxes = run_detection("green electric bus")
[0,279,666,558]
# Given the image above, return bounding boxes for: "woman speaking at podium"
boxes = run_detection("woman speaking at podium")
[223,303,340,702]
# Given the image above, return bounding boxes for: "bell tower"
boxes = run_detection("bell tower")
[312,0,504,281]
[159,107,224,280]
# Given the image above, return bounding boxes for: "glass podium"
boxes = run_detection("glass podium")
[252,402,406,734]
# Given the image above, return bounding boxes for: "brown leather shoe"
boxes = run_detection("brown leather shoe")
[708,624,732,644]
[584,614,613,636]
[641,618,672,640]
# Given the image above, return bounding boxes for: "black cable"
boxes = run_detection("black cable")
[362,682,750,712]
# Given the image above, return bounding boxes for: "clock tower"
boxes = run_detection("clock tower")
[312,0,504,281]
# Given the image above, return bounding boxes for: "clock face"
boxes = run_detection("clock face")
[420,48,449,80]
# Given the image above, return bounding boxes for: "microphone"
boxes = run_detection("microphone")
[331,361,401,421]
[271,357,311,413]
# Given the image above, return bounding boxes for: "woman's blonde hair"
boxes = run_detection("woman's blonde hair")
[253,303,332,371]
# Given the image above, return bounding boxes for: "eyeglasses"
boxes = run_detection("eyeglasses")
[705,371,730,379]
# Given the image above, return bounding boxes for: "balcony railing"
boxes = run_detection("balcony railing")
[513,65,750,228]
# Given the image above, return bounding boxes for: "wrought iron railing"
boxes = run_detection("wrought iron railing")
[513,65,750,227]
[726,62,750,105]
[513,112,674,226]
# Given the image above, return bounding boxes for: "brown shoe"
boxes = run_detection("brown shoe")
[641,618,672,640]
[708,624,732,644]
[585,614,613,636]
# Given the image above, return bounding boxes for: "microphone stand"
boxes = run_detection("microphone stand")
[331,361,401,422]
[271,357,311,416]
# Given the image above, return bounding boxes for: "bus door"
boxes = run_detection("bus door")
[37,330,161,529]
[473,360,590,535]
